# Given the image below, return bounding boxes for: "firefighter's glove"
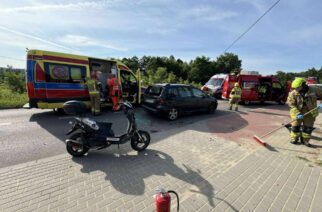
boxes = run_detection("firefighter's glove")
[318,104,322,109]
[296,114,303,119]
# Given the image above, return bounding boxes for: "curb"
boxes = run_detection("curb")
[0,106,23,110]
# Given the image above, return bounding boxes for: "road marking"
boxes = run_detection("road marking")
[0,122,12,126]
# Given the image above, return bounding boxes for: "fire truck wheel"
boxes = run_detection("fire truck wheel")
[278,100,286,105]
[244,100,251,105]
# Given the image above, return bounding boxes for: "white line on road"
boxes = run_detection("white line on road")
[0,122,12,126]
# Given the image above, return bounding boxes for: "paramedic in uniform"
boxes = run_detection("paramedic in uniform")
[86,72,101,116]
[229,82,242,111]
[108,73,121,111]
[287,78,322,147]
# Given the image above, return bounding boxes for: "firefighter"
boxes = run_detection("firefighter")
[86,72,101,116]
[229,82,242,111]
[287,78,322,147]
[108,73,121,111]
[259,84,267,99]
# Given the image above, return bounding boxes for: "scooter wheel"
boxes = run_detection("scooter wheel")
[66,133,89,157]
[131,130,150,151]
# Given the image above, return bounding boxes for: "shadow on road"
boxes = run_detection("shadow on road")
[72,149,216,206]
[29,110,69,142]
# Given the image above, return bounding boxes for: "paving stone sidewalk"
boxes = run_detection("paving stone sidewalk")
[0,115,321,212]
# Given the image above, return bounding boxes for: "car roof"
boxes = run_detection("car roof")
[149,83,191,87]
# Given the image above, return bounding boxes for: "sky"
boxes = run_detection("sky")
[0,0,321,74]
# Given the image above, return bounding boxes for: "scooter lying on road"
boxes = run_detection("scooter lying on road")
[62,100,150,157]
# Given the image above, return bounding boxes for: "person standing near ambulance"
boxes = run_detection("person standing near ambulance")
[287,78,322,147]
[85,72,102,116]
[229,82,242,111]
[108,73,121,111]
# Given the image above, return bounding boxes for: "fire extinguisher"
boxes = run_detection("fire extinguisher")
[154,188,179,212]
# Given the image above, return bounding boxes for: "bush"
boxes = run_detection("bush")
[0,85,28,107]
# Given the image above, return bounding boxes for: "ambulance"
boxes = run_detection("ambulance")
[201,74,228,99]
[26,50,142,111]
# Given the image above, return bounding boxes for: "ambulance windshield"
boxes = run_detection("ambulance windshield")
[206,78,224,86]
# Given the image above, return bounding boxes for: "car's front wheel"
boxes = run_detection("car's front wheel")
[168,107,179,121]
[208,102,217,114]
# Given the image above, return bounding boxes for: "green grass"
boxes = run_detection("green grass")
[0,86,28,107]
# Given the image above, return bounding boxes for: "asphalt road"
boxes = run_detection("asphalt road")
[0,100,282,168]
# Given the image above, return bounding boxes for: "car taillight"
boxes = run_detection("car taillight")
[159,98,165,105]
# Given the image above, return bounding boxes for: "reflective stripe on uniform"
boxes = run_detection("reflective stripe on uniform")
[302,132,311,139]
[290,107,299,119]
[291,131,301,137]
[89,91,100,94]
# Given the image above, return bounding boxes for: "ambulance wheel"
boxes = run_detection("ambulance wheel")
[66,133,89,157]
[131,130,150,151]
[57,108,66,115]
[215,93,222,99]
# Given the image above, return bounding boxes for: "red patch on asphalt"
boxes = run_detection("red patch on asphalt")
[207,105,291,144]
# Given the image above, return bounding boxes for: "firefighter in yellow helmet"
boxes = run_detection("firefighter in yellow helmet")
[287,78,322,147]
[229,82,242,111]
[86,72,102,116]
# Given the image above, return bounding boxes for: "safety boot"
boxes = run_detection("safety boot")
[302,138,312,147]
[290,137,299,145]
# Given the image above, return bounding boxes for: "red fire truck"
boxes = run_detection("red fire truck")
[222,73,290,105]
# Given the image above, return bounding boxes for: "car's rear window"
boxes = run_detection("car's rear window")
[146,86,164,96]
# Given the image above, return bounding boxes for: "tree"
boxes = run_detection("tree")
[188,56,215,84]
[215,52,242,74]
[167,72,177,83]
[122,56,140,72]
[3,71,26,93]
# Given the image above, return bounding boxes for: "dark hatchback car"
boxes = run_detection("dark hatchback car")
[141,83,218,120]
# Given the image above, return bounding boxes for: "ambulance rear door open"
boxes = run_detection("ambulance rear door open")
[88,58,117,100]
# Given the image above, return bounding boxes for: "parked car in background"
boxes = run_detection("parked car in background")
[141,83,218,120]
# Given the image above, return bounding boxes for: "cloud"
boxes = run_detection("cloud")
[235,0,268,12]
[0,25,78,52]
[183,6,239,22]
[1,1,115,13]
[294,24,322,42]
[59,35,127,51]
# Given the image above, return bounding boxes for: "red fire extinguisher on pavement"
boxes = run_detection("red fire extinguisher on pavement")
[154,188,180,212]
